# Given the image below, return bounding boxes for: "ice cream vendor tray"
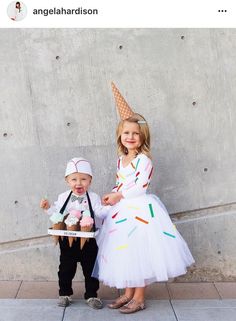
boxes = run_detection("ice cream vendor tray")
[48,228,99,238]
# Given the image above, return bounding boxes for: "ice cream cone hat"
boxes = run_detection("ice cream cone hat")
[111,82,134,120]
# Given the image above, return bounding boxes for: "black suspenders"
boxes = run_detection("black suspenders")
[59,191,72,214]
[86,191,96,232]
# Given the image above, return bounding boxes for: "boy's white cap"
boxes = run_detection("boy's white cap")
[65,158,93,177]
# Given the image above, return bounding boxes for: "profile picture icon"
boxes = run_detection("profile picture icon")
[7,1,27,21]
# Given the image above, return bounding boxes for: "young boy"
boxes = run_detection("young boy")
[40,157,108,308]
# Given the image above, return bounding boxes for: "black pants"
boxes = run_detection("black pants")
[58,237,99,299]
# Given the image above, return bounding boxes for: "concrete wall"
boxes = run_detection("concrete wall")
[0,29,236,281]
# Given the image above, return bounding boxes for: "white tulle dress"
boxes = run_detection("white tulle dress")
[94,153,195,289]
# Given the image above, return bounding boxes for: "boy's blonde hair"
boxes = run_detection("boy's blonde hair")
[116,113,151,158]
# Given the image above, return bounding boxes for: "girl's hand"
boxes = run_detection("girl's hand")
[102,192,123,206]
[102,193,110,205]
[40,199,50,210]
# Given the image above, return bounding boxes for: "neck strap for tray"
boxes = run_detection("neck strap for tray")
[59,190,72,214]
[86,191,96,232]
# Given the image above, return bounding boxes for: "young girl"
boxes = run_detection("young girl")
[93,83,195,314]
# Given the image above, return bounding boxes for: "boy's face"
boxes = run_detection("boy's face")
[66,172,92,196]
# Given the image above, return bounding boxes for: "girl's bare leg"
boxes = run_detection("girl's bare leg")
[119,287,146,313]
[124,287,135,300]
[132,287,145,303]
[107,287,134,309]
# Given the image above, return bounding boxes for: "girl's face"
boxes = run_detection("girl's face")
[66,172,92,196]
[121,121,141,153]
[16,2,20,8]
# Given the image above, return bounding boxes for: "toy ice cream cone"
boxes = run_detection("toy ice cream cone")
[67,223,79,247]
[111,82,134,120]
[52,222,65,245]
[80,225,93,249]
[50,212,67,244]
[65,212,81,247]
[80,215,94,249]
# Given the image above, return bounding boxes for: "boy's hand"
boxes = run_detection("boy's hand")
[40,199,50,210]
[102,192,123,206]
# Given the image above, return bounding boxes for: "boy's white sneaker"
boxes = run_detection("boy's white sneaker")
[86,297,103,309]
[58,296,72,307]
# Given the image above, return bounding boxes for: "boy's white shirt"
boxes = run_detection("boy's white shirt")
[46,190,110,228]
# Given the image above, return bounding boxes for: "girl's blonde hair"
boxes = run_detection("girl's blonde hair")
[116,113,151,158]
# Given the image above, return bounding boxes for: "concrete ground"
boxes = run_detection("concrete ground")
[0,281,236,321]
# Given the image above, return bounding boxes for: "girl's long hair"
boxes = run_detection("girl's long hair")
[116,113,151,158]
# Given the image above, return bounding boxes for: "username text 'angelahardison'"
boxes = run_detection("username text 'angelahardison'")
[33,7,99,16]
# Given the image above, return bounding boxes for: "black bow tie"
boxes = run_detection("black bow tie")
[71,195,84,203]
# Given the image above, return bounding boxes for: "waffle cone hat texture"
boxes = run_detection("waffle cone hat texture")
[111,82,134,120]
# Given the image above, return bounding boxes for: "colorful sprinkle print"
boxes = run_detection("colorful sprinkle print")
[143,182,148,188]
[118,159,120,169]
[117,183,123,191]
[128,226,138,237]
[135,216,149,224]
[131,162,135,169]
[112,212,119,219]
[149,203,155,217]
[116,244,128,250]
[115,218,127,224]
[163,231,176,238]
[128,206,140,210]
[118,172,125,180]
[148,167,153,179]
[109,228,117,234]
[135,158,140,170]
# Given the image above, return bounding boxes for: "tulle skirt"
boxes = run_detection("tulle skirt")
[93,194,194,289]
